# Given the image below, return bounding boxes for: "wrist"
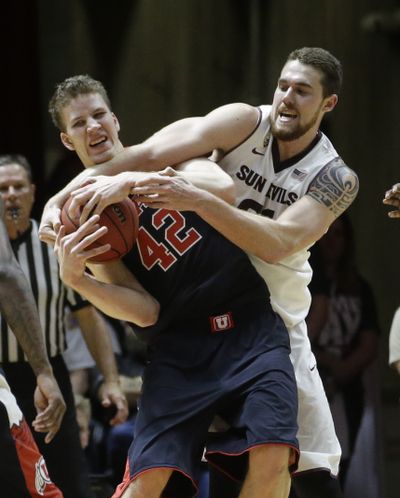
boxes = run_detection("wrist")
[63,271,89,294]
[196,189,219,215]
[103,375,121,385]
[35,365,55,379]
[119,172,136,197]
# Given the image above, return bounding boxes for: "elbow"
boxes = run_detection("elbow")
[258,246,294,265]
[258,229,301,264]
[216,171,236,205]
[220,182,236,205]
[260,252,282,265]
[138,299,160,327]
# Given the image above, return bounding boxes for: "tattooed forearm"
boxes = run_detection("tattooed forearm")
[307,158,359,217]
[0,198,51,374]
[0,261,51,375]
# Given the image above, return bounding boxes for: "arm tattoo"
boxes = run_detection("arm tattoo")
[0,263,50,375]
[307,157,359,217]
[0,206,50,375]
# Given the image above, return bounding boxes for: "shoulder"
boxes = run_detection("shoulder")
[206,102,260,128]
[307,157,359,218]
[203,103,261,154]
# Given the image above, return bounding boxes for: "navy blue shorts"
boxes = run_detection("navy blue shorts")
[123,305,298,498]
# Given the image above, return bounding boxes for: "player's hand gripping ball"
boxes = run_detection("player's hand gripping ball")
[61,197,139,263]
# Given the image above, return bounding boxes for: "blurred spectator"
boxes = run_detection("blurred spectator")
[307,213,381,497]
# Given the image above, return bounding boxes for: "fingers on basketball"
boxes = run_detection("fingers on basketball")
[61,197,139,262]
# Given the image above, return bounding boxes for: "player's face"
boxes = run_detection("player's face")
[269,60,336,142]
[60,93,123,167]
[0,164,35,238]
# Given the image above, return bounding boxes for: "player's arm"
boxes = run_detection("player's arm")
[83,102,258,176]
[154,158,359,263]
[39,103,258,241]
[55,216,159,326]
[0,199,66,441]
[0,200,49,375]
[69,158,236,225]
[157,159,236,204]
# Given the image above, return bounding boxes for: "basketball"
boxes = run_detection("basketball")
[60,196,139,263]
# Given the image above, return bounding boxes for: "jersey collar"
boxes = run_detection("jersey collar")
[272,130,322,173]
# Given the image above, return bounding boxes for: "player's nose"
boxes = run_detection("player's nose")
[87,117,101,131]
[281,87,296,105]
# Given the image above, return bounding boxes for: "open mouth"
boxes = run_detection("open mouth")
[89,136,108,148]
[278,111,297,122]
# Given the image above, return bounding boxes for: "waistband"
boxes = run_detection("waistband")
[163,298,273,335]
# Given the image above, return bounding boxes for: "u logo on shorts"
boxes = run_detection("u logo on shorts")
[210,312,234,333]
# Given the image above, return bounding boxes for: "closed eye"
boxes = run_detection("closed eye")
[72,119,85,128]
[93,111,107,119]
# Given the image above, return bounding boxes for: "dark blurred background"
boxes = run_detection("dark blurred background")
[1,0,399,495]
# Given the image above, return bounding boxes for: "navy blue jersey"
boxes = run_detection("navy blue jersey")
[123,204,270,339]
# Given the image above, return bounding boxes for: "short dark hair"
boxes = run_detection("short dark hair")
[48,74,111,131]
[0,154,32,181]
[286,47,343,97]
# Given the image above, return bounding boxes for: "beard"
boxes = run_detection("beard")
[269,105,322,142]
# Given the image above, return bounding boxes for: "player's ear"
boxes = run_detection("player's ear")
[323,94,338,113]
[112,113,120,132]
[60,132,75,151]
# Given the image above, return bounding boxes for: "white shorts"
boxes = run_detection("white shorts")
[289,321,341,476]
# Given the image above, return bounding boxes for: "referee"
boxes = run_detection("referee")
[0,154,128,498]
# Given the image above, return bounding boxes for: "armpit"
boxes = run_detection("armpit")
[306,158,359,217]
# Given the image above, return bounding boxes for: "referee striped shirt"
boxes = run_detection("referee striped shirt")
[0,219,88,363]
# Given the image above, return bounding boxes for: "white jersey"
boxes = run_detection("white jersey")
[219,104,343,475]
[220,105,340,328]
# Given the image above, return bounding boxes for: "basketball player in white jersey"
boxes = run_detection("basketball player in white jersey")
[40,47,358,498]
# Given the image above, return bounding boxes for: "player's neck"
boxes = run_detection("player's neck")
[277,129,320,162]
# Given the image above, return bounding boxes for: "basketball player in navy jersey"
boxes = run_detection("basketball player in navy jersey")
[41,48,358,498]
[47,75,300,498]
